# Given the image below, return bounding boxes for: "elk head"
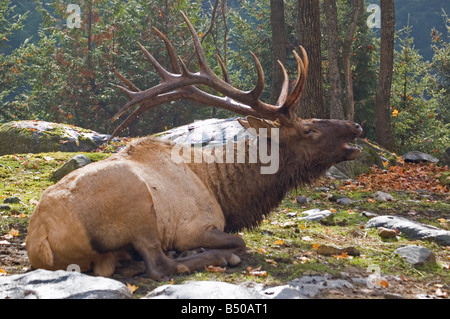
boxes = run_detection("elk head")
[111,11,362,172]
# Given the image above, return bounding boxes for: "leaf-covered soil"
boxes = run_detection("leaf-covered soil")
[0,149,449,299]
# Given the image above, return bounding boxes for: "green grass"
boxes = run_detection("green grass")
[0,152,111,237]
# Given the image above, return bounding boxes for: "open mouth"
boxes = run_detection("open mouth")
[344,142,360,160]
[343,124,363,160]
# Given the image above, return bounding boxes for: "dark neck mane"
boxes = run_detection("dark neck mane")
[188,139,328,232]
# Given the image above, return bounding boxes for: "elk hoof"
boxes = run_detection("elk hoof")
[227,254,241,267]
[177,264,191,274]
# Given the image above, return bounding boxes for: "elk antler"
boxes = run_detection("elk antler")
[111,11,308,139]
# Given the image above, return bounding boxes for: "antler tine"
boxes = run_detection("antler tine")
[152,26,182,74]
[248,51,265,100]
[179,11,272,112]
[114,69,140,92]
[283,46,308,115]
[137,41,172,80]
[275,60,289,106]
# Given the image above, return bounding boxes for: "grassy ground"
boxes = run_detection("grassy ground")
[0,150,449,298]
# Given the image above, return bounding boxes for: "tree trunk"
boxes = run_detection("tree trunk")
[296,0,326,119]
[342,0,364,121]
[270,0,287,104]
[375,0,396,151]
[324,0,344,119]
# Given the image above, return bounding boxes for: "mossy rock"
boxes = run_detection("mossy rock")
[0,120,111,155]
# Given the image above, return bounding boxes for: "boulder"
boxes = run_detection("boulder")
[143,275,356,299]
[297,208,333,221]
[373,191,394,202]
[402,151,439,164]
[366,215,450,246]
[144,280,266,299]
[51,154,92,181]
[156,117,247,146]
[0,269,132,299]
[0,120,111,155]
[394,245,436,267]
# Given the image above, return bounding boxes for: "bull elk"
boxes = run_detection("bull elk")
[26,12,362,279]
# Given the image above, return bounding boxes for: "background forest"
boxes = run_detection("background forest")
[0,0,449,158]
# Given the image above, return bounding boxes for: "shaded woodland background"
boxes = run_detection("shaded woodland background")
[1,0,449,158]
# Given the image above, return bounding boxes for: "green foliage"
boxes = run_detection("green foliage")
[430,12,450,126]
[391,25,450,156]
[351,17,380,141]
[0,0,34,121]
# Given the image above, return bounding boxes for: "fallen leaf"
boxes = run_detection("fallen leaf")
[0,269,7,276]
[379,280,389,288]
[205,265,227,273]
[126,283,139,293]
[8,228,19,237]
[334,252,350,260]
[247,266,267,277]
[274,239,284,245]
[265,259,277,265]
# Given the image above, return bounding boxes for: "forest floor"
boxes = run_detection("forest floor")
[0,148,449,299]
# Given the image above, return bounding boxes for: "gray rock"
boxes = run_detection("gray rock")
[403,151,439,164]
[360,211,378,218]
[295,195,311,205]
[336,197,352,205]
[366,215,450,246]
[144,275,357,299]
[327,166,350,180]
[4,196,20,204]
[144,281,266,299]
[394,245,436,266]
[156,117,249,146]
[0,120,112,155]
[373,191,394,202]
[51,154,92,181]
[0,269,132,299]
[297,209,333,221]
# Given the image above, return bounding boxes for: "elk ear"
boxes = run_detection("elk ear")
[240,116,279,137]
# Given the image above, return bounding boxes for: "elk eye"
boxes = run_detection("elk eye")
[304,129,314,135]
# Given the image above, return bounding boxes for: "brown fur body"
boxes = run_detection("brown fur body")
[26,118,362,278]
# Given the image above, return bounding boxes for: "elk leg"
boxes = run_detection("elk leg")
[174,228,246,272]
[131,236,179,280]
